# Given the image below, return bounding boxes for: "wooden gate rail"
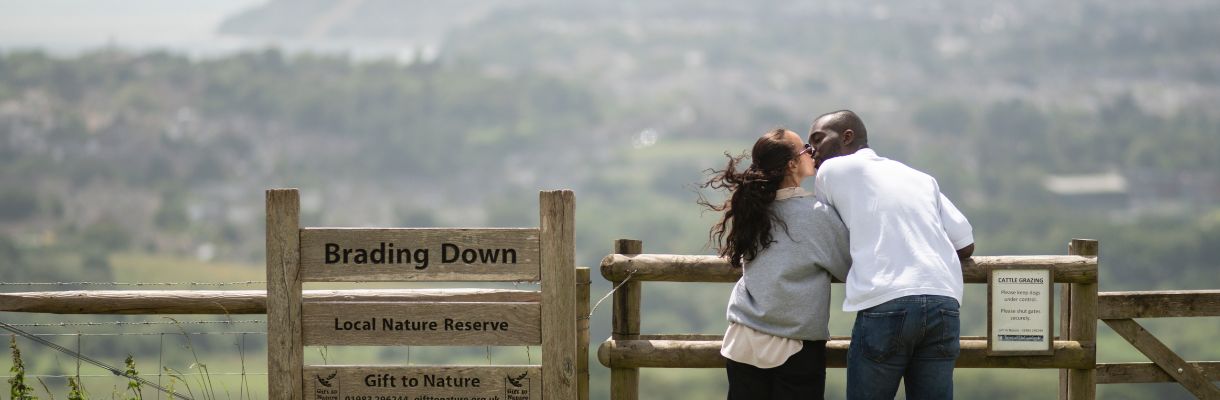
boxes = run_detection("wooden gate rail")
[598,238,1100,400]
[1097,290,1220,319]
[1096,290,1220,398]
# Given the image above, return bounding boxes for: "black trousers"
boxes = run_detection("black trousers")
[726,340,827,400]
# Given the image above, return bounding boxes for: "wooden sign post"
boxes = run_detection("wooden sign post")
[267,189,577,400]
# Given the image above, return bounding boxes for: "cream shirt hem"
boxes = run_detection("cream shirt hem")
[720,322,803,369]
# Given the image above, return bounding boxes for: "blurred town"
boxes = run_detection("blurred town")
[2,1,1219,398]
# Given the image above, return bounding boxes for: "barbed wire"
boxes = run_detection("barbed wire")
[0,281,266,286]
[18,332,266,337]
[0,280,542,286]
[1,321,192,399]
[582,269,636,320]
[0,370,269,378]
[7,320,264,327]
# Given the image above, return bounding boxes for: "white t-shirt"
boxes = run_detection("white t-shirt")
[813,148,973,312]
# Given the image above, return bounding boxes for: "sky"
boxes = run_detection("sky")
[0,0,266,54]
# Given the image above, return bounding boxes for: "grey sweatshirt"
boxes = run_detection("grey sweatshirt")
[725,194,852,341]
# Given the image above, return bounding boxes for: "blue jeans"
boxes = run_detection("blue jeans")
[846,295,960,400]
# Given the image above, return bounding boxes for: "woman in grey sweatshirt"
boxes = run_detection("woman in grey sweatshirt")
[700,128,851,400]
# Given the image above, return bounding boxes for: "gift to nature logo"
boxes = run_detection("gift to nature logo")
[504,371,530,400]
[314,371,339,400]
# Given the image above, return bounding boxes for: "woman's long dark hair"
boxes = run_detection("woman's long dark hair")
[699,128,796,268]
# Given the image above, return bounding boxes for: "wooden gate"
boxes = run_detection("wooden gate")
[1097,290,1220,398]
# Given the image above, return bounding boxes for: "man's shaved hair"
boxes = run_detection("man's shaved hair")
[814,110,868,147]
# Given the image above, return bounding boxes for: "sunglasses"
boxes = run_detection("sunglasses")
[797,143,814,157]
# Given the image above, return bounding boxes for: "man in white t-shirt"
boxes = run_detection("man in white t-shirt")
[809,110,974,400]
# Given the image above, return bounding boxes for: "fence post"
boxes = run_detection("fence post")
[1059,273,1073,399]
[1067,239,1099,400]
[540,190,579,400]
[610,239,643,400]
[265,189,302,400]
[577,267,591,400]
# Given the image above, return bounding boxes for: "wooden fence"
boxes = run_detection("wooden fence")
[0,275,592,400]
[597,238,1220,400]
[4,237,1219,398]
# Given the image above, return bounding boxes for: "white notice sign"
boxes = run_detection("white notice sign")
[988,268,1053,355]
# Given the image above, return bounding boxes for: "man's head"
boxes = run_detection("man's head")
[808,110,868,168]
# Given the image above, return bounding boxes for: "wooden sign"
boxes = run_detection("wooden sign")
[302,301,542,346]
[987,267,1054,355]
[300,228,540,282]
[304,365,541,400]
[267,189,579,400]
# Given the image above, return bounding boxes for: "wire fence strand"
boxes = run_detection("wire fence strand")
[0,321,192,399]
[7,320,265,327]
[18,332,266,337]
[0,281,266,287]
[0,280,543,287]
[1,373,269,378]
[583,269,636,320]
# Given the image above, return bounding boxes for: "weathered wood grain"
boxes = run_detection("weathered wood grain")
[1060,280,1073,400]
[1104,318,1220,398]
[0,289,541,314]
[966,255,1098,284]
[266,188,303,400]
[1097,362,1220,384]
[610,239,642,400]
[1098,290,1220,319]
[539,190,578,400]
[599,254,1098,283]
[596,337,1094,369]
[1067,239,1099,400]
[576,267,591,400]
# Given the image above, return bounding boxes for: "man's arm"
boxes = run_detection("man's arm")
[937,191,974,261]
[817,204,852,282]
[956,243,975,261]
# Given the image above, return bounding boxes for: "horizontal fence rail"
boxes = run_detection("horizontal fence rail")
[598,336,1093,369]
[1097,290,1220,319]
[0,289,541,314]
[599,254,1099,283]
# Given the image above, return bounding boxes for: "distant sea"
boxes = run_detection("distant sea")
[0,0,433,61]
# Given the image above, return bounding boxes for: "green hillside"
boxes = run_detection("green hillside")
[4,1,1220,398]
